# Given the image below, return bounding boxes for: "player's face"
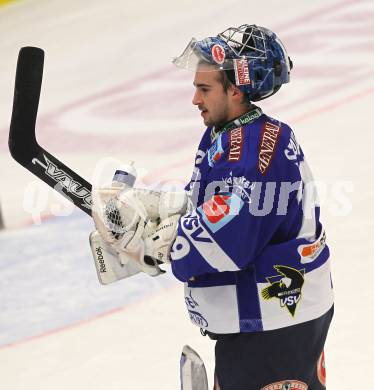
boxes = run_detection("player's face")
[192,67,231,128]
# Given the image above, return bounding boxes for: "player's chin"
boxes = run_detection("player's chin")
[201,112,211,126]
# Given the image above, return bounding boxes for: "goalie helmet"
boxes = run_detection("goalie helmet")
[173,24,293,102]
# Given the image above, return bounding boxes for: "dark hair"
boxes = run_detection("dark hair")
[218,70,251,104]
[197,59,251,104]
[218,70,233,92]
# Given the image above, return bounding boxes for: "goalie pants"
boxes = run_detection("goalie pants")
[209,305,333,390]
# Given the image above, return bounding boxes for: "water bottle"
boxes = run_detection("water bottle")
[105,162,137,237]
[111,162,137,189]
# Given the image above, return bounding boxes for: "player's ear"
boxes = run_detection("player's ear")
[229,84,245,102]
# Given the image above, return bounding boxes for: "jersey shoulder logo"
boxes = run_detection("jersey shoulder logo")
[228,127,244,162]
[284,130,301,163]
[258,121,281,175]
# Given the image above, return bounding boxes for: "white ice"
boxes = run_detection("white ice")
[0,0,373,388]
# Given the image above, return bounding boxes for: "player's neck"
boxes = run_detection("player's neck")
[226,103,255,124]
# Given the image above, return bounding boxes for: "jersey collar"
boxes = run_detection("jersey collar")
[210,106,262,142]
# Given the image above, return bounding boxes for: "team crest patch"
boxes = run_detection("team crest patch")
[258,121,281,175]
[198,193,244,233]
[211,44,225,64]
[208,135,224,167]
[261,380,308,390]
[261,265,305,317]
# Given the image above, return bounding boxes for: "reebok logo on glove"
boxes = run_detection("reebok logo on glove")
[95,247,107,273]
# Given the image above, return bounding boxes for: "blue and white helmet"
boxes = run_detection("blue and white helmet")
[173,24,293,101]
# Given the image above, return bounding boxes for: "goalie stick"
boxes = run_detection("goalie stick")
[8,46,211,388]
[180,345,209,390]
[8,47,93,216]
[7,47,145,282]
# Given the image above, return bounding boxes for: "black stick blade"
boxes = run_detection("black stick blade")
[9,47,44,166]
[7,47,93,217]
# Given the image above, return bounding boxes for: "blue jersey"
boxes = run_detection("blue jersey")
[171,107,333,334]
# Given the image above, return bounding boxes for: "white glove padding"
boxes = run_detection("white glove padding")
[116,234,165,277]
[144,214,181,263]
[92,186,187,275]
[90,229,164,281]
[92,187,187,251]
[116,188,188,220]
[89,230,141,284]
[158,191,188,219]
[92,188,150,252]
[92,187,165,276]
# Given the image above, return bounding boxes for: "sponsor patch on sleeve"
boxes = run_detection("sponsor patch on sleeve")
[298,229,326,264]
[258,121,281,175]
[198,193,244,233]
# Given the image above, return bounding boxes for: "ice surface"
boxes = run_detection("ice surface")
[0,211,178,347]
